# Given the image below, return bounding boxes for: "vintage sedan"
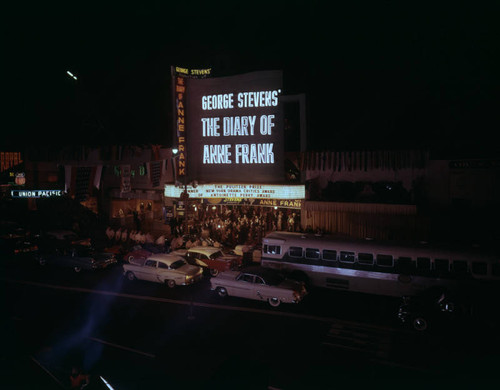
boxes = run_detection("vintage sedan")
[0,234,38,260]
[37,246,117,272]
[174,246,242,276]
[44,230,92,246]
[210,266,307,307]
[123,253,203,288]
[123,244,166,264]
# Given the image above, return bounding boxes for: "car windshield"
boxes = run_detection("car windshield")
[170,259,186,269]
[209,251,224,259]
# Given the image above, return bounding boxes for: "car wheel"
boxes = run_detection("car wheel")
[216,287,228,297]
[209,268,219,277]
[126,271,136,281]
[268,297,281,307]
[166,279,176,288]
[74,266,82,273]
[411,314,428,331]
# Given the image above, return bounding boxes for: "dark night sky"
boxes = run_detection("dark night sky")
[2,1,500,156]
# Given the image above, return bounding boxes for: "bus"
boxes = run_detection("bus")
[261,231,500,299]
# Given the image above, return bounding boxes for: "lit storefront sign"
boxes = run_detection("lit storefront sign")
[1,152,23,173]
[164,184,305,200]
[11,189,64,198]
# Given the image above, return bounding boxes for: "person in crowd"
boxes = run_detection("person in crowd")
[121,228,128,243]
[106,226,115,241]
[115,227,122,242]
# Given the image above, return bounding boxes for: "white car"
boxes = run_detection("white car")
[210,266,307,307]
[123,253,203,288]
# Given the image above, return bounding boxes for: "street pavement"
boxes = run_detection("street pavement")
[1,257,500,389]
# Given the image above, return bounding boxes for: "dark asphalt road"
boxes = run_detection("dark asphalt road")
[1,257,500,389]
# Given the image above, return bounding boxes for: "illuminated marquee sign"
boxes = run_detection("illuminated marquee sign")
[164,184,305,200]
[171,66,212,179]
[1,152,23,173]
[185,70,284,183]
[11,189,64,198]
[202,198,302,209]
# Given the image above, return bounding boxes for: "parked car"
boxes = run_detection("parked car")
[174,246,241,276]
[123,253,203,288]
[123,244,166,264]
[0,234,38,260]
[37,246,117,272]
[210,266,307,307]
[42,230,91,247]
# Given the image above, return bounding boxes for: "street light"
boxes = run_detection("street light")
[66,70,78,80]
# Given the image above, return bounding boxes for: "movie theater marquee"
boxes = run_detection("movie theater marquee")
[164,184,305,200]
[185,71,285,184]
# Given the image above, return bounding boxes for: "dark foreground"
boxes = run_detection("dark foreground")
[1,258,500,389]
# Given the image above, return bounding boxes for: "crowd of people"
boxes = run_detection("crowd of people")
[104,205,301,253]
[169,205,301,249]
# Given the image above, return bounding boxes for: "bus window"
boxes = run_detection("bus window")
[305,248,321,266]
[358,253,374,266]
[471,262,487,275]
[451,260,469,276]
[322,250,337,266]
[264,245,281,255]
[340,251,355,264]
[305,248,320,259]
[434,259,449,275]
[416,257,431,275]
[396,257,414,274]
[492,263,500,277]
[376,254,394,268]
[289,246,303,258]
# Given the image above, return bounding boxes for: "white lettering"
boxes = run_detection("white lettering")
[202,94,234,110]
[203,144,232,164]
[235,143,274,164]
[260,114,275,135]
[236,90,281,108]
[202,117,220,137]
